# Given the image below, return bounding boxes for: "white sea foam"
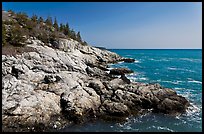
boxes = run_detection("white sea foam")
[186,103,201,116]
[157,126,174,132]
[179,58,201,62]
[149,58,155,61]
[187,78,193,80]
[107,67,114,70]
[162,80,183,84]
[118,61,124,64]
[134,60,140,63]
[174,87,184,90]
[127,76,148,82]
[167,67,178,70]
[107,63,114,66]
[161,59,170,61]
[188,80,202,84]
[167,67,195,72]
[148,58,169,62]
[124,125,132,130]
[105,71,110,73]
[138,77,148,80]
[156,79,161,82]
[127,76,136,81]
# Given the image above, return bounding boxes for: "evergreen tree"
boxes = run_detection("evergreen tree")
[2,10,89,48]
[16,12,28,26]
[70,29,76,40]
[8,10,14,15]
[53,17,59,31]
[38,17,44,24]
[64,22,70,36]
[45,16,52,26]
[65,23,69,30]
[8,24,26,46]
[59,23,64,32]
[31,14,38,22]
[76,31,82,42]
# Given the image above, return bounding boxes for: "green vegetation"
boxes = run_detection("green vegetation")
[53,17,59,31]
[2,22,7,46]
[2,10,87,47]
[7,23,26,46]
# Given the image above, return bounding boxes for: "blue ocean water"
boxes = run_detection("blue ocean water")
[60,49,202,132]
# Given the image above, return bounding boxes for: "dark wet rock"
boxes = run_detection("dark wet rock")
[120,74,131,84]
[122,58,135,63]
[110,68,134,75]
[155,95,190,116]
[86,62,109,71]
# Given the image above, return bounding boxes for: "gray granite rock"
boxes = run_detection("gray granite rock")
[2,38,190,132]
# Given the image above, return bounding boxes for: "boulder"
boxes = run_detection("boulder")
[88,79,106,95]
[110,68,134,75]
[122,58,135,63]
[155,95,190,116]
[120,74,131,84]
[60,86,101,122]
[100,100,130,117]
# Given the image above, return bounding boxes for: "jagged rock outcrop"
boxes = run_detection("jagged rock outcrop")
[122,58,135,63]
[2,38,190,132]
[109,68,134,75]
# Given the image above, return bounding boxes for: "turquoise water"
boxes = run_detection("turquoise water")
[60,49,202,132]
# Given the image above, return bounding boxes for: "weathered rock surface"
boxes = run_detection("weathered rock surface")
[2,38,190,132]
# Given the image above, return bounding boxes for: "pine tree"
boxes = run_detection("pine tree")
[53,17,59,31]
[64,22,70,36]
[38,17,44,24]
[8,24,26,46]
[16,12,28,26]
[59,23,64,32]
[8,10,14,15]
[45,16,52,26]
[31,14,38,22]
[76,31,82,42]
[70,29,76,40]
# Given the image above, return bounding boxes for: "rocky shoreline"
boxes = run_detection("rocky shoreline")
[2,38,190,132]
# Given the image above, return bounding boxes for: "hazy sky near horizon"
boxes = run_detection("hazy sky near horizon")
[2,2,202,49]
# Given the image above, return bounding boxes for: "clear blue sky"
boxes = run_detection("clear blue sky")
[2,2,202,49]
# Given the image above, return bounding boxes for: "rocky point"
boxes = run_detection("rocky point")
[2,38,190,132]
